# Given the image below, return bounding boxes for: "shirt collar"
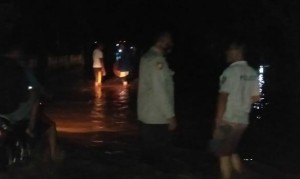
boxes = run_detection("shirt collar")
[230,60,247,66]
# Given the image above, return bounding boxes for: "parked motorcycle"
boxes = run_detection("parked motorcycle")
[0,116,32,170]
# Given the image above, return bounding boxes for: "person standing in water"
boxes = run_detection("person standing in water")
[214,42,260,179]
[92,42,106,86]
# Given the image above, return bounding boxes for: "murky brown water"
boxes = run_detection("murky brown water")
[2,67,298,178]
[45,71,138,146]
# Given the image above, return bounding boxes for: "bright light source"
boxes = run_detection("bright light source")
[243,158,253,161]
[118,49,122,53]
[259,66,264,74]
[94,41,98,44]
[130,46,134,49]
[28,86,33,90]
[119,71,129,77]
[116,44,119,46]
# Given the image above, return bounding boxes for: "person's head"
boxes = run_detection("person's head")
[96,42,104,50]
[153,31,173,54]
[225,42,245,63]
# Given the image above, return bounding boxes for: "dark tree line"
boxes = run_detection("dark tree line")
[0,0,299,78]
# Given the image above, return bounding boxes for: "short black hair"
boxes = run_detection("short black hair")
[94,42,104,48]
[227,41,246,52]
[152,31,172,44]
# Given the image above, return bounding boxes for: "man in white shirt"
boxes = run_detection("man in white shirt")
[93,43,106,86]
[137,32,176,170]
[214,42,260,179]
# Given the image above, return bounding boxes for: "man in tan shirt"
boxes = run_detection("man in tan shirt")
[137,32,176,170]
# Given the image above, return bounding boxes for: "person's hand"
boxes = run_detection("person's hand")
[213,120,231,138]
[213,119,225,138]
[251,95,261,103]
[102,69,106,76]
[215,118,223,128]
[168,117,177,131]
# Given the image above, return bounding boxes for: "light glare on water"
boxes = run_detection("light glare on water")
[45,79,138,145]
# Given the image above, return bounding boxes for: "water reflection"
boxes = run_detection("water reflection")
[95,85,102,98]
[91,84,130,123]
[90,85,105,119]
[45,80,138,146]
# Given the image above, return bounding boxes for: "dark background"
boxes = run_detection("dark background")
[1,0,299,80]
[1,0,300,172]
[1,0,299,57]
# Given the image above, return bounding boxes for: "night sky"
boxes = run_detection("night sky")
[2,0,299,60]
[1,1,300,92]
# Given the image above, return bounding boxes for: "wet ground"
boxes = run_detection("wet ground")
[1,67,299,179]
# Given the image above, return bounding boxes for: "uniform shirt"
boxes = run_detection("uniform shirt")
[137,47,175,124]
[93,49,103,68]
[219,61,260,124]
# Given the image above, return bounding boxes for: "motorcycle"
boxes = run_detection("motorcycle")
[0,116,32,170]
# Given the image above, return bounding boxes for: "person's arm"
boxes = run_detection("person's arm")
[26,98,39,137]
[100,58,106,76]
[215,70,233,127]
[251,95,260,103]
[98,50,106,76]
[215,92,229,126]
[251,76,261,103]
[168,116,177,131]
[151,58,176,130]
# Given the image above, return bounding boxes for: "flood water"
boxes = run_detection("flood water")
[44,65,268,154]
[1,65,298,179]
[37,65,299,178]
[45,70,139,147]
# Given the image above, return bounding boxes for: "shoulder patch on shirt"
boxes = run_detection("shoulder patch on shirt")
[221,76,227,84]
[156,62,163,70]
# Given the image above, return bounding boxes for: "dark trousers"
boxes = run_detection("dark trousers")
[139,123,172,166]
